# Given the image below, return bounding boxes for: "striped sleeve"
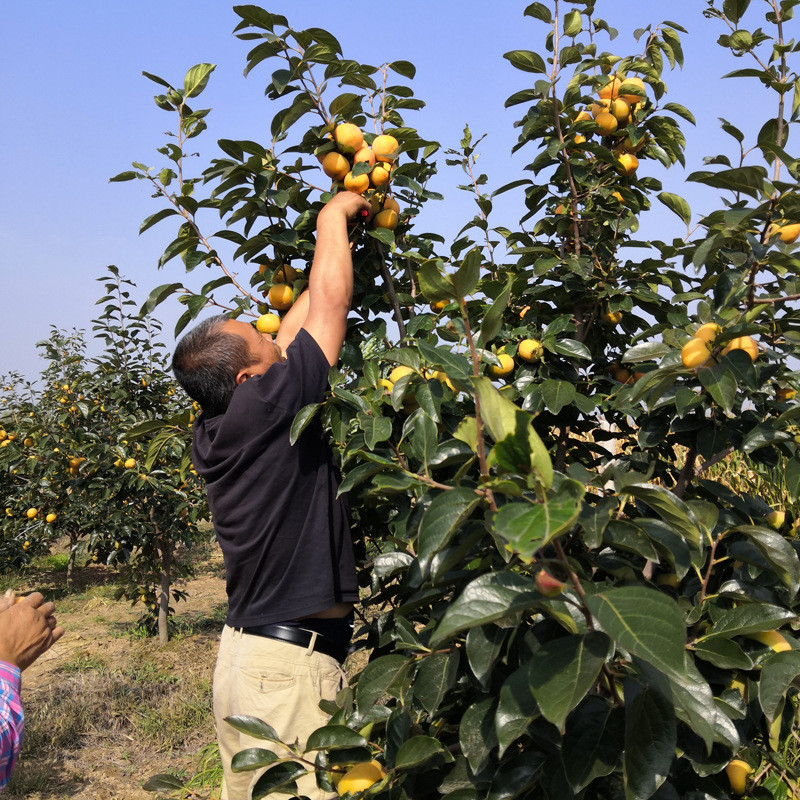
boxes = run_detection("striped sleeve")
[0,661,23,789]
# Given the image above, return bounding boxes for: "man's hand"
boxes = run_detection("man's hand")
[0,592,64,671]
[317,191,372,227]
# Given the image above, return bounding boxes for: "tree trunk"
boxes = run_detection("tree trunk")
[156,528,171,645]
[66,533,78,589]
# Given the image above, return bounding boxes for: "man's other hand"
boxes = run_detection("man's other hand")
[0,592,64,671]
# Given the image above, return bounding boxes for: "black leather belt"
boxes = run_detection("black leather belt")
[238,623,349,663]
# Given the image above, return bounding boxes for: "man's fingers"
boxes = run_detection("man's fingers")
[20,591,45,608]
[37,601,56,618]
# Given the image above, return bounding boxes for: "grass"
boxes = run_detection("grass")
[17,645,213,755]
[704,449,797,518]
[1,529,226,799]
[5,639,218,798]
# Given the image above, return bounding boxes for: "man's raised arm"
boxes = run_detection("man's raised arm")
[279,192,371,365]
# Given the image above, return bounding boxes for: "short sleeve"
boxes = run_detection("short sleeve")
[245,329,330,413]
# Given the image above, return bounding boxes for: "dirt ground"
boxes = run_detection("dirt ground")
[6,554,229,800]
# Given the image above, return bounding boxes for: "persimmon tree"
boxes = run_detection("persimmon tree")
[0,268,207,643]
[136,1,800,798]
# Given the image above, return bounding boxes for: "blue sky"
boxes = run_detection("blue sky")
[0,1,784,381]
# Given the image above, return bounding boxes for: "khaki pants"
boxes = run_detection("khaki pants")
[214,625,346,800]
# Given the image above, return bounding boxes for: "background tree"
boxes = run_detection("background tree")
[0,268,207,643]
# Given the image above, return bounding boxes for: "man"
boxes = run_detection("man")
[0,591,64,788]
[172,191,371,800]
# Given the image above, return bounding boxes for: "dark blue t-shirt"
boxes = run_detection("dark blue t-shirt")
[191,329,358,627]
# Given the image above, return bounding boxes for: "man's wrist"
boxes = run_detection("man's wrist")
[316,206,348,229]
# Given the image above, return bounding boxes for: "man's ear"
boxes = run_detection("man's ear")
[235,369,249,386]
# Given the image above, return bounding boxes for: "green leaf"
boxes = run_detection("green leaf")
[414,651,460,715]
[478,275,513,346]
[623,484,703,549]
[657,192,691,226]
[692,638,753,670]
[639,656,739,753]
[723,0,751,24]
[395,735,449,769]
[466,625,507,688]
[663,102,696,125]
[338,462,390,496]
[453,249,481,299]
[355,656,412,710]
[563,9,582,36]
[758,650,800,723]
[183,63,216,98]
[290,403,322,445]
[231,747,280,772]
[503,49,547,74]
[540,379,577,415]
[139,208,179,234]
[431,572,540,646]
[356,412,393,450]
[223,715,280,742]
[418,488,482,574]
[250,762,307,799]
[686,166,768,199]
[529,632,609,731]
[329,92,361,116]
[493,490,583,562]
[109,170,139,182]
[700,604,797,639]
[271,94,314,138]
[524,3,552,23]
[733,526,800,594]
[563,698,624,792]
[486,751,544,800]
[697,361,737,415]
[367,227,395,246]
[496,663,539,755]
[460,698,497,773]
[472,378,552,488]
[419,261,455,301]
[305,725,368,752]
[623,684,676,800]
[389,60,416,79]
[141,70,174,90]
[552,339,591,360]
[141,282,184,316]
[417,342,472,380]
[586,587,687,680]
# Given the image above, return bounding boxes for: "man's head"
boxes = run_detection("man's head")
[172,316,283,416]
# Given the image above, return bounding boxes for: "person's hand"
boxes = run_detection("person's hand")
[318,191,372,226]
[0,592,64,671]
